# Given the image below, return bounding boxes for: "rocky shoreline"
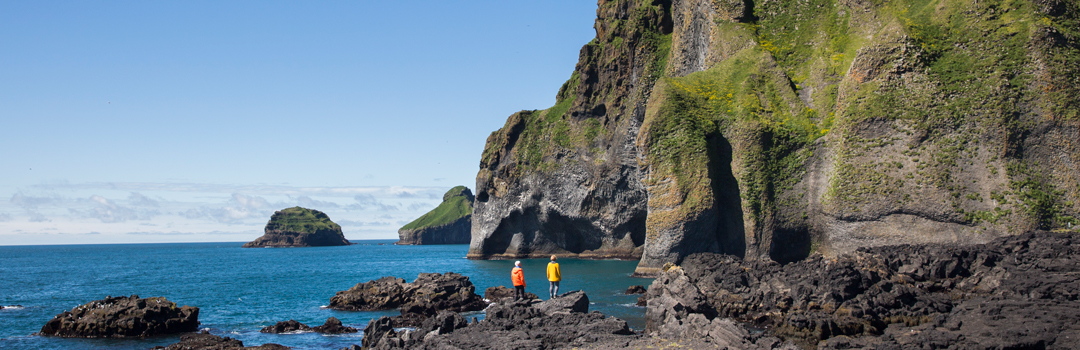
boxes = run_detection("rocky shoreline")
[33,231,1080,349]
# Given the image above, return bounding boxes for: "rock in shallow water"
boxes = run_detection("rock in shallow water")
[329,272,487,327]
[39,295,199,338]
[153,331,290,350]
[243,207,350,248]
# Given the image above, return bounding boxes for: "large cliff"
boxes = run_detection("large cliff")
[471,0,1079,275]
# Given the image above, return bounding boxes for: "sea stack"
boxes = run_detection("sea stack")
[242,207,350,248]
[396,186,473,245]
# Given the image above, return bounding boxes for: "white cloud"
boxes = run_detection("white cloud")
[127,192,160,207]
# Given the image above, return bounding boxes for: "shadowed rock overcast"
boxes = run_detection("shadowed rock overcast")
[0,1,598,245]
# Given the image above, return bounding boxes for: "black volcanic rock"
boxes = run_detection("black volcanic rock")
[396,186,473,245]
[153,331,290,350]
[625,285,646,294]
[260,320,310,333]
[311,317,357,334]
[361,292,635,350]
[328,272,486,327]
[243,207,349,248]
[644,231,1080,349]
[39,295,199,338]
[483,285,538,303]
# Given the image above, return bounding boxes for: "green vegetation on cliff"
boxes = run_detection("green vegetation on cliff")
[267,207,341,233]
[401,186,473,231]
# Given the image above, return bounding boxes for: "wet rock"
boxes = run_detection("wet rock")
[645,231,1080,348]
[311,316,358,334]
[39,295,199,338]
[153,331,290,350]
[625,285,647,294]
[243,207,350,248]
[483,285,538,303]
[259,320,310,333]
[535,290,589,315]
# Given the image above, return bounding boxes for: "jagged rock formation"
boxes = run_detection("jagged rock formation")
[397,186,474,245]
[483,285,538,303]
[328,272,487,327]
[471,0,1080,275]
[152,331,289,350]
[644,231,1080,348]
[242,207,350,248]
[39,295,199,338]
[360,292,636,350]
[258,317,357,334]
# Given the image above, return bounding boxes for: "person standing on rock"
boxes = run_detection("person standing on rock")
[511,261,526,301]
[547,255,561,299]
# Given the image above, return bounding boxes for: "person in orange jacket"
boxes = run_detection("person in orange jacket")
[547,255,561,299]
[511,261,526,301]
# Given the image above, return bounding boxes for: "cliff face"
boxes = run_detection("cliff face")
[242,207,350,247]
[397,186,474,245]
[472,0,1080,274]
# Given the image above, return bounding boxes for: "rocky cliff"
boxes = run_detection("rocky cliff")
[242,207,350,248]
[397,186,474,245]
[471,0,1079,275]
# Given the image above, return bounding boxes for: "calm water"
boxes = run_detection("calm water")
[0,241,652,349]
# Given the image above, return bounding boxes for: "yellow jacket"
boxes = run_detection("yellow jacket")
[547,262,561,282]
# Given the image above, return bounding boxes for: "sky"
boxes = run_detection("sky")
[0,1,599,245]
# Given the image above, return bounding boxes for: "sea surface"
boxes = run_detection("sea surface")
[0,241,652,349]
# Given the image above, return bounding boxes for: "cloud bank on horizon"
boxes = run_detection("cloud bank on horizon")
[0,182,447,245]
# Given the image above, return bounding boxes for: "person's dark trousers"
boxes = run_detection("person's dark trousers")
[514,285,525,300]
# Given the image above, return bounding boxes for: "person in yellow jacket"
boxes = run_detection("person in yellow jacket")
[511,261,526,301]
[546,255,561,299]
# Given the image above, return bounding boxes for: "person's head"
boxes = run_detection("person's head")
[550,255,557,261]
[515,261,521,267]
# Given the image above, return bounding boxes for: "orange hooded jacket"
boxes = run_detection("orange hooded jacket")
[511,266,525,287]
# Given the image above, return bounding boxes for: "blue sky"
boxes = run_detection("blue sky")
[0,1,598,244]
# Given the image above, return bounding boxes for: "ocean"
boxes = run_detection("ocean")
[0,241,652,349]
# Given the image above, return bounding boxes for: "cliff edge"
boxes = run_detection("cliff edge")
[397,186,474,245]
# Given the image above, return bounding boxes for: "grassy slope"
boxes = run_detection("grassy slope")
[269,207,341,233]
[400,186,473,231]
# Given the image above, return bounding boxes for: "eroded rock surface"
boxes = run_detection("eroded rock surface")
[483,285,538,303]
[361,292,636,350]
[645,231,1080,349]
[39,295,199,338]
[329,272,486,327]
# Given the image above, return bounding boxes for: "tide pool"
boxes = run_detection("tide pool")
[0,241,652,349]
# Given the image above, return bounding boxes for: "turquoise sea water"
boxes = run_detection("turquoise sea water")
[0,241,652,349]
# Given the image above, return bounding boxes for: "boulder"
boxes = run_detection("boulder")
[625,285,647,294]
[259,320,310,333]
[396,186,473,245]
[152,331,290,350]
[39,295,199,338]
[535,290,589,315]
[311,317,357,334]
[243,207,350,248]
[483,285,538,303]
[329,273,486,313]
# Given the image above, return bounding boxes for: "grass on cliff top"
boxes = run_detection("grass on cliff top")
[400,186,473,231]
[269,207,341,233]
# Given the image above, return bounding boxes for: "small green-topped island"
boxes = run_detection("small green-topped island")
[242,206,351,248]
[397,186,473,245]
